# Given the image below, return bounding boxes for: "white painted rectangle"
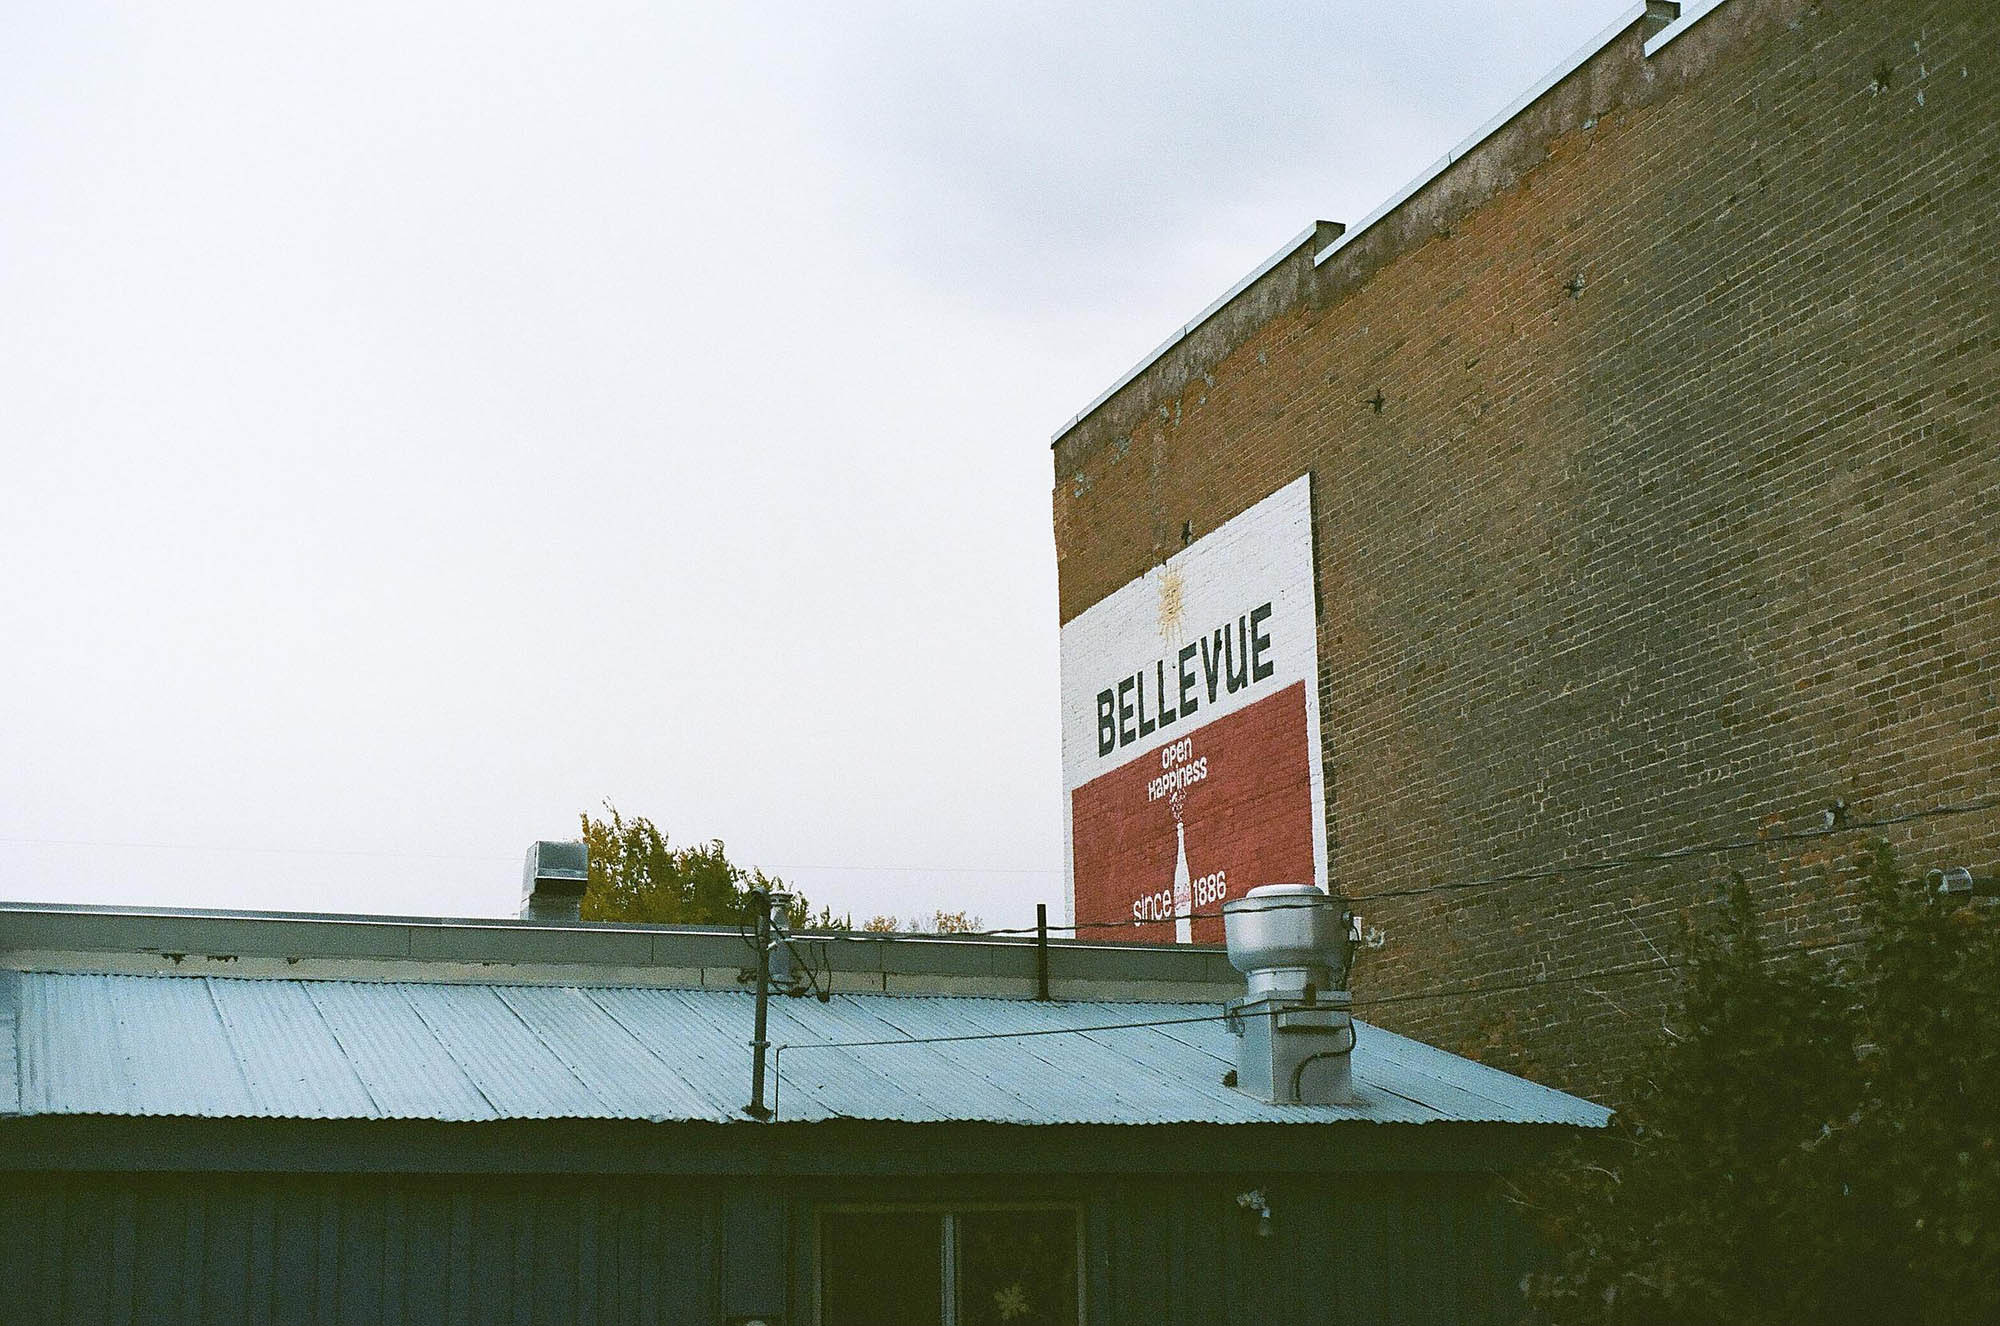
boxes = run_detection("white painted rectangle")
[1060,475,1327,941]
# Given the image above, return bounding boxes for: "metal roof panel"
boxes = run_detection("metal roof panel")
[393,981,608,1119]
[492,985,724,1123]
[6,972,1610,1130]
[205,977,379,1118]
[0,972,18,1118]
[303,982,495,1121]
[20,972,255,1117]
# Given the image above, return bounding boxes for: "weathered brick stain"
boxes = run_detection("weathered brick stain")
[1051,0,2000,1101]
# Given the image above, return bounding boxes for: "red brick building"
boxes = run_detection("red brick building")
[1050,0,1999,1099]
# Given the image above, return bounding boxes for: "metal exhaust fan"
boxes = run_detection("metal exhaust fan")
[1222,883,1358,1105]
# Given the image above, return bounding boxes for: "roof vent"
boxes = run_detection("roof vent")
[520,840,589,922]
[1222,883,1357,1105]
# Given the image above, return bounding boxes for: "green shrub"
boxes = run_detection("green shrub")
[1530,843,2000,1324]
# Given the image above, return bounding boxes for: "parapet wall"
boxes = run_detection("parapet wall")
[0,903,1242,1003]
[1051,0,2000,1099]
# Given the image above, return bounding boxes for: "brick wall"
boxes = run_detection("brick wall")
[1050,0,2000,1101]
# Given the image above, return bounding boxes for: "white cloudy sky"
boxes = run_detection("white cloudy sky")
[2,0,1626,926]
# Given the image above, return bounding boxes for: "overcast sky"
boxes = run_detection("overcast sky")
[2,0,1628,927]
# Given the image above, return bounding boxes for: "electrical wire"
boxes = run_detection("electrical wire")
[764,1016,1232,1120]
[931,792,2000,940]
[14,794,1988,910]
[765,862,1058,877]
[776,1009,1238,1055]
[773,932,1867,1053]
[779,893,1359,943]
[782,932,832,1001]
[730,794,1995,1036]
[1349,934,1864,1010]
[0,835,1055,879]
[0,834,518,864]
[757,929,1874,1119]
[643,792,1999,949]
[741,798,2000,1115]
[1346,794,2000,904]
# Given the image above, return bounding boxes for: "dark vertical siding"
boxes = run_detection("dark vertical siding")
[1167,1182,1227,1325]
[1091,1173,1538,1326]
[0,1169,1543,1325]
[0,1174,725,1326]
[721,1189,788,1320]
[1103,1180,1167,1326]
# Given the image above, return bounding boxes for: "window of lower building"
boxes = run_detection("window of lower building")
[818,1205,1081,1326]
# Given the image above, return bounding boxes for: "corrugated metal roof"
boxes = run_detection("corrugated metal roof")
[0,972,18,1118]
[1,971,1609,1129]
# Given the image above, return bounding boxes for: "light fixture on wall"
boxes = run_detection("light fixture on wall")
[1927,866,1999,899]
[1236,1189,1272,1237]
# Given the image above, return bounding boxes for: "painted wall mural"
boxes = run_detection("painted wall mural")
[1060,475,1326,943]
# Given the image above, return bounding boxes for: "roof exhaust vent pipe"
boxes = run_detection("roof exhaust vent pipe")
[1223,884,1357,1105]
[521,840,589,923]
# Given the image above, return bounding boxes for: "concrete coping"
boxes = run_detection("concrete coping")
[0,901,1242,999]
[1310,1,1656,272]
[1049,0,1748,456]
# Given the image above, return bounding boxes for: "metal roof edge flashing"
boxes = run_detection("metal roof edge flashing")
[0,970,18,1119]
[1050,219,1342,446]
[1314,1,1652,270]
[0,900,1240,995]
[1644,0,1730,57]
[1053,0,1704,453]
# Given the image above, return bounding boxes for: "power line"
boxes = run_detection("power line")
[764,1016,1232,1120]
[763,931,1878,1116]
[779,893,1334,942]
[1346,794,2000,904]
[759,930,1871,1118]
[776,932,1865,1053]
[1349,935,1863,1010]
[1352,940,1832,1012]
[0,834,1056,880]
[775,1009,1237,1055]
[30,792,1982,941]
[0,834,516,864]
[953,792,2000,939]
[960,896,1333,938]
[768,862,1058,877]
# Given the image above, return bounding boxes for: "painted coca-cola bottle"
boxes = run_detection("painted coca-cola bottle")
[1171,795,1193,945]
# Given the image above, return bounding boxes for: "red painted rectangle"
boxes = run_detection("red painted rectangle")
[1069,681,1317,944]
